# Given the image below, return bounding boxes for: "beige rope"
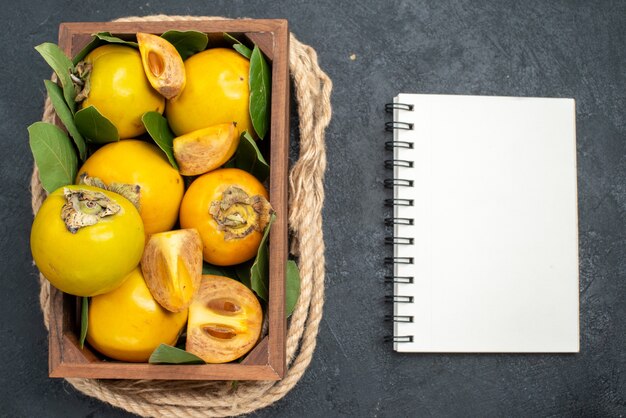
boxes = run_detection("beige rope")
[30,15,332,417]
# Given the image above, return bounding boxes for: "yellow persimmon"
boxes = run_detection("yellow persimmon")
[87,268,188,362]
[165,48,252,136]
[79,44,165,139]
[30,185,145,297]
[179,168,272,266]
[77,140,184,235]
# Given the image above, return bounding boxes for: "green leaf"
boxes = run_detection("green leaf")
[72,32,138,65]
[285,260,300,316]
[28,122,78,193]
[161,30,208,60]
[93,32,138,48]
[44,80,87,160]
[235,262,252,288]
[72,36,104,65]
[249,45,271,139]
[34,43,76,112]
[202,263,239,280]
[233,44,252,59]
[148,344,205,364]
[249,213,276,301]
[74,105,119,143]
[79,297,88,349]
[224,32,252,59]
[222,32,240,43]
[233,131,270,182]
[142,111,178,169]
[224,33,253,59]
[286,260,301,317]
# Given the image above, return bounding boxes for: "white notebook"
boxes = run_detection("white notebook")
[387,94,579,353]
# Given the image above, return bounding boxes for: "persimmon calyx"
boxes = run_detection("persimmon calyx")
[61,188,121,233]
[78,173,141,211]
[72,61,92,102]
[209,186,273,240]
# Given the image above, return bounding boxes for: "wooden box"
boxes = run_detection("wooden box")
[48,19,289,380]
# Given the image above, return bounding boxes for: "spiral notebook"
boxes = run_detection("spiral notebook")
[385,94,579,353]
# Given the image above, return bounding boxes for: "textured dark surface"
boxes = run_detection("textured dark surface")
[2,1,625,417]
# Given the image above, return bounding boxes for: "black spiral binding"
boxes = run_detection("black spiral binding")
[384,314,414,323]
[385,237,414,245]
[384,159,413,169]
[384,198,413,207]
[385,121,414,132]
[383,335,414,343]
[385,140,413,150]
[385,102,414,112]
[384,217,413,226]
[384,101,416,344]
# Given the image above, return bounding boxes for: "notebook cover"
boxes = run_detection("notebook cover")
[392,94,579,353]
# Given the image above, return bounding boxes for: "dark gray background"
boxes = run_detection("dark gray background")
[2,1,625,417]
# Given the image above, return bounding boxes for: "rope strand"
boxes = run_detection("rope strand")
[31,15,331,417]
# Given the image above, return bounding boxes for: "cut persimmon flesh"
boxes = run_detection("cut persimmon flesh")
[140,229,202,312]
[137,32,186,99]
[173,123,240,176]
[186,275,262,363]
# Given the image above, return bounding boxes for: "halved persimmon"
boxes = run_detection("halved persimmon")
[173,123,240,176]
[137,32,186,99]
[141,229,203,313]
[186,275,263,363]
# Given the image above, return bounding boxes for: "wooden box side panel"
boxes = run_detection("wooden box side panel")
[49,19,289,381]
[267,20,289,379]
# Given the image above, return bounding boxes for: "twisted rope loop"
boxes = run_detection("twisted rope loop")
[30,15,331,417]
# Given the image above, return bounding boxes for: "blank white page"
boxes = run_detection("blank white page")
[392,94,579,353]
